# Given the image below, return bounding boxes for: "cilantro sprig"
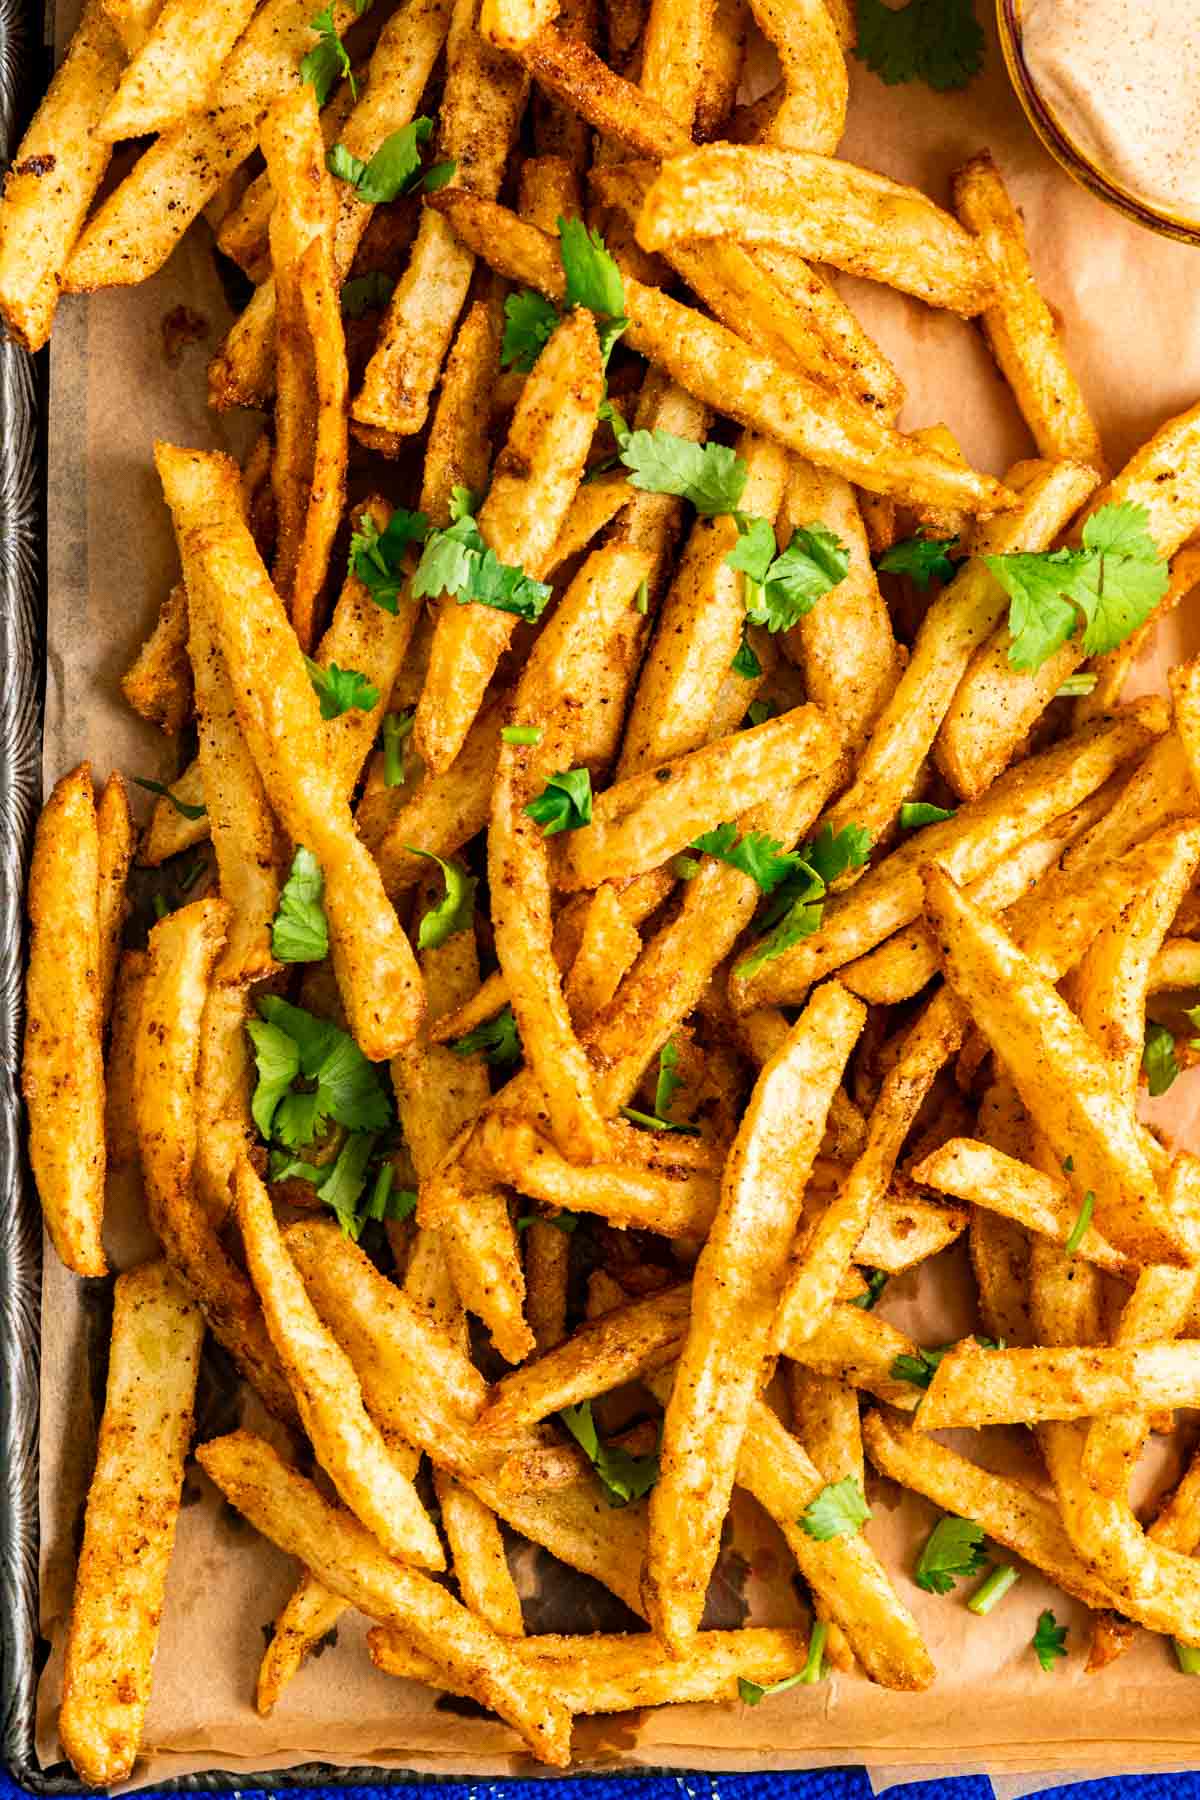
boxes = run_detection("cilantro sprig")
[1143,1021,1181,1097]
[854,0,985,93]
[408,848,477,950]
[851,1268,889,1311]
[301,0,365,106]
[382,709,414,787]
[271,1140,416,1241]
[341,270,395,317]
[599,400,746,515]
[247,996,392,1150]
[327,118,454,205]
[304,656,379,720]
[350,508,429,613]
[559,1399,659,1506]
[892,1335,1003,1389]
[619,1038,699,1136]
[725,517,851,634]
[132,775,206,821]
[737,823,872,975]
[877,533,962,587]
[914,1515,987,1594]
[1033,1609,1068,1671]
[412,487,552,623]
[271,847,329,964]
[450,1004,523,1065]
[800,1477,872,1542]
[502,218,627,371]
[524,767,593,836]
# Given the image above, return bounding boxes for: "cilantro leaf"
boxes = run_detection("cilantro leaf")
[132,775,206,820]
[304,656,379,720]
[271,847,329,964]
[1064,1190,1095,1254]
[272,1136,414,1240]
[450,1004,523,1065]
[517,1209,579,1234]
[251,996,392,1148]
[899,801,956,828]
[309,1130,377,1236]
[1033,1608,1068,1671]
[730,521,851,634]
[800,1476,872,1541]
[854,0,985,93]
[502,288,561,372]
[731,632,762,678]
[914,1515,987,1594]
[877,534,961,587]
[382,709,414,787]
[559,1400,659,1506]
[1056,671,1097,698]
[365,1164,418,1226]
[327,119,452,204]
[725,516,776,584]
[737,823,872,975]
[619,1104,700,1136]
[851,1267,889,1310]
[892,1346,948,1390]
[350,507,428,612]
[407,848,477,950]
[301,4,353,106]
[412,511,552,622]
[341,270,395,317]
[690,822,801,894]
[746,697,775,727]
[986,502,1168,671]
[501,219,626,371]
[524,767,593,836]
[655,1037,684,1120]
[1143,1020,1181,1097]
[601,401,747,516]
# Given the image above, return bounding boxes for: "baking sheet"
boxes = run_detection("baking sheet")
[27,0,1200,1786]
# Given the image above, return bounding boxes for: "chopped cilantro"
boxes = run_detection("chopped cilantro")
[502,724,543,745]
[800,1476,872,1541]
[412,504,551,623]
[450,1004,523,1066]
[559,1399,659,1506]
[877,533,961,587]
[600,400,747,516]
[132,775,206,820]
[304,656,379,720]
[967,1563,1020,1615]
[327,119,454,204]
[517,1210,579,1234]
[726,517,851,633]
[350,507,429,612]
[850,1267,889,1310]
[731,632,762,678]
[247,996,391,1149]
[301,3,357,106]
[407,847,476,950]
[914,1515,987,1593]
[341,270,395,317]
[1143,1021,1181,1097]
[271,847,328,963]
[1033,1608,1068,1671]
[899,801,956,828]
[690,822,802,894]
[1064,1190,1095,1255]
[382,709,414,787]
[854,0,984,92]
[737,823,872,975]
[523,767,593,835]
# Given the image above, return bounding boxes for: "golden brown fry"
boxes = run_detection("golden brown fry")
[954,152,1103,468]
[525,1220,570,1353]
[95,771,134,1028]
[0,0,123,350]
[422,299,502,526]
[646,981,864,1649]
[365,699,504,896]
[59,1263,203,1786]
[436,1467,527,1633]
[99,0,258,140]
[121,582,193,735]
[197,1431,572,1764]
[193,981,252,1227]
[694,0,748,138]
[748,0,845,151]
[157,444,423,1058]
[257,1568,348,1715]
[1079,1265,1200,1499]
[639,0,713,131]
[22,764,107,1277]
[139,758,209,866]
[917,1338,1200,1429]
[104,950,147,1170]
[854,1192,968,1271]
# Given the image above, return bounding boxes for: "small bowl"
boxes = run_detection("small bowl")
[996,0,1200,248]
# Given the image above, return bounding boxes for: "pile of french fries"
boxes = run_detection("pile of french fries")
[14,0,1200,1783]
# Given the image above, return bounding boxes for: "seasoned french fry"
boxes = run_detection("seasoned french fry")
[99,0,259,140]
[100,0,162,53]
[22,764,107,1277]
[156,444,423,1058]
[121,582,193,734]
[365,699,504,896]
[95,771,134,1027]
[916,1338,1200,1429]
[646,981,864,1648]
[638,0,713,130]
[104,950,147,1170]
[59,1263,203,1786]
[481,0,560,51]
[257,1569,348,1715]
[139,758,209,866]
[197,1431,572,1764]
[1079,1265,1200,1499]
[747,0,845,152]
[954,152,1103,468]
[0,0,124,350]
[854,1192,968,1272]
[694,0,748,138]
[193,981,252,1226]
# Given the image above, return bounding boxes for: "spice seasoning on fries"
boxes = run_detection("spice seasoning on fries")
[17,0,1200,1776]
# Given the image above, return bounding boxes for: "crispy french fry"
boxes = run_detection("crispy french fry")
[637,147,994,315]
[954,152,1103,469]
[365,699,504,896]
[524,1220,570,1353]
[638,0,713,130]
[854,1192,968,1272]
[59,1263,203,1786]
[0,0,123,350]
[156,444,423,1058]
[421,299,503,526]
[257,1568,348,1715]
[788,1365,864,1491]
[646,981,864,1648]
[96,771,134,1027]
[1079,1265,1200,1499]
[481,0,559,52]
[694,0,748,138]
[121,581,193,734]
[747,0,845,151]
[1152,937,1200,992]
[99,0,258,140]
[193,981,252,1226]
[100,0,162,53]
[22,764,107,1277]
[197,1431,572,1764]
[140,758,209,865]
[917,1338,1200,1429]
[104,949,147,1170]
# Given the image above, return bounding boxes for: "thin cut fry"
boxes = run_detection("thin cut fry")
[257,1569,348,1715]
[140,758,209,866]
[96,771,134,1027]
[121,582,193,734]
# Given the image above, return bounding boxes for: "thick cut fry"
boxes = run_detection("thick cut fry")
[193,982,252,1226]
[732,699,1165,1010]
[421,299,502,527]
[257,1569,347,1714]
[197,1432,571,1764]
[101,0,162,54]
[417,309,603,771]
[646,982,864,1649]
[418,1150,534,1364]
[638,0,713,130]
[0,0,123,350]
[561,702,838,890]
[1079,1265,1200,1499]
[262,87,347,650]
[236,1155,444,1566]
[917,1339,1200,1429]
[96,771,134,1027]
[22,764,107,1277]
[936,398,1200,800]
[140,758,209,865]
[59,1264,203,1786]
[748,0,844,151]
[156,445,423,1058]
[563,884,644,1027]
[99,0,259,140]
[638,147,993,315]
[789,1365,864,1492]
[121,583,192,734]
[773,987,966,1349]
[431,190,1010,512]
[134,897,294,1419]
[924,865,1193,1265]
[954,152,1103,468]
[104,950,147,1169]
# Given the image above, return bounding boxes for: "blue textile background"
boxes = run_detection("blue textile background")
[3,1769,1200,1800]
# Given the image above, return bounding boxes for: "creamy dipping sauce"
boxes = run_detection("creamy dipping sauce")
[1021,0,1200,223]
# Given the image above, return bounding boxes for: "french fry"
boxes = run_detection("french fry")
[953,152,1103,469]
[418,1146,534,1364]
[481,0,559,51]
[481,1284,692,1431]
[773,987,966,1350]
[257,1568,348,1714]
[100,0,162,54]
[694,0,748,138]
[637,147,994,315]
[197,1431,572,1764]
[95,771,134,1027]
[646,981,864,1648]
[104,950,147,1169]
[638,0,713,130]
[22,764,107,1277]
[236,1154,445,1565]
[524,1220,570,1353]
[789,1366,864,1491]
[924,864,1194,1265]
[732,699,1166,1011]
[421,298,503,527]
[156,444,424,1058]
[854,1192,968,1272]
[1152,937,1200,992]
[99,0,258,140]
[365,699,504,896]
[193,981,252,1226]
[59,1263,203,1786]
[431,189,1009,512]
[747,0,845,152]
[121,581,192,734]
[134,897,295,1418]
[916,1338,1200,1430]
[262,86,347,651]
[1079,1265,1200,1499]
[0,0,124,350]
[139,758,209,865]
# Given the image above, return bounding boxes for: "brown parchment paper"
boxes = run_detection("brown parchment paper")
[30,0,1200,1786]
